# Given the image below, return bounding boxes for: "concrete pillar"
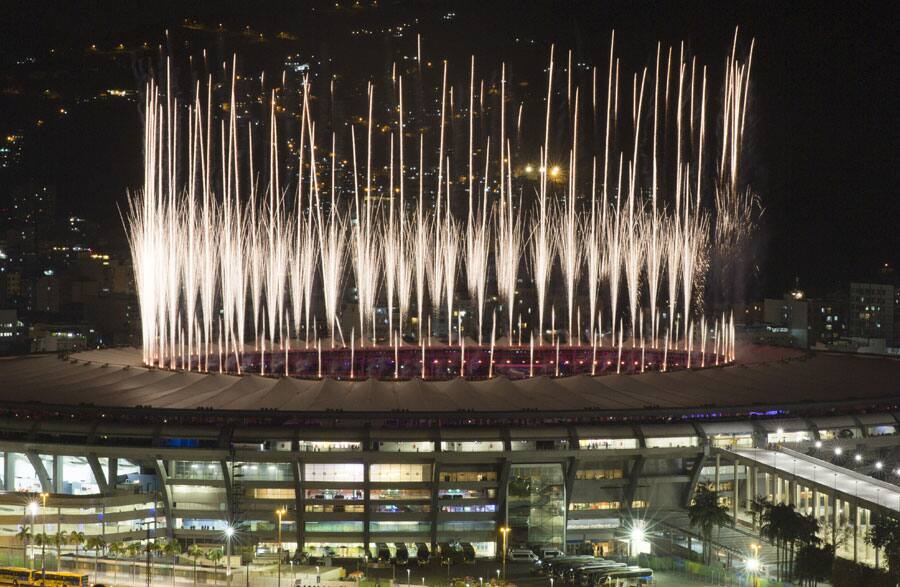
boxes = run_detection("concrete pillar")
[812,488,819,521]
[745,464,752,511]
[852,501,859,563]
[715,453,720,490]
[3,452,13,491]
[54,455,64,493]
[831,495,837,546]
[733,459,739,526]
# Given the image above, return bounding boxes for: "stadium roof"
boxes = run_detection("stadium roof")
[0,347,898,418]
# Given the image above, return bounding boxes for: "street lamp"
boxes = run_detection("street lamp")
[408,568,412,586]
[27,501,38,570]
[225,526,235,587]
[745,556,760,587]
[499,526,510,580]
[276,507,287,587]
[39,492,48,576]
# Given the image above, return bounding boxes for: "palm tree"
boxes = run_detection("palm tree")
[85,536,106,579]
[163,539,182,587]
[16,526,32,569]
[70,531,86,569]
[687,483,730,564]
[187,544,204,587]
[108,542,126,586]
[126,541,142,587]
[867,514,900,580]
[206,548,223,586]
[35,532,50,574]
[53,530,69,571]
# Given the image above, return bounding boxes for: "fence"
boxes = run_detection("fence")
[643,555,791,587]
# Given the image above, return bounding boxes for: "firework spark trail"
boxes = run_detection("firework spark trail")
[384,134,398,345]
[395,77,413,345]
[316,132,348,347]
[465,59,491,345]
[443,162,461,346]
[413,136,428,342]
[531,46,556,346]
[495,175,523,343]
[557,89,583,343]
[584,158,604,344]
[606,155,624,347]
[466,141,491,345]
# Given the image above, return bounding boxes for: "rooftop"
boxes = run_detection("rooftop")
[1,346,898,420]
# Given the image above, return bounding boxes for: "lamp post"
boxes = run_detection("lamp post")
[40,492,48,577]
[499,527,510,580]
[276,507,287,587]
[225,526,235,587]
[407,568,411,586]
[747,545,761,587]
[28,501,38,570]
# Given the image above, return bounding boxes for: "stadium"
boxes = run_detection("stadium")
[1,345,899,574]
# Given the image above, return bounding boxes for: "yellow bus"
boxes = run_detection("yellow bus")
[0,569,92,587]
[0,567,34,586]
[34,572,91,587]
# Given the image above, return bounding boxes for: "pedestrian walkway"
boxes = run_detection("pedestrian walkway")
[732,447,900,512]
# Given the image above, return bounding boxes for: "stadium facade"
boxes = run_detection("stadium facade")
[1,348,899,561]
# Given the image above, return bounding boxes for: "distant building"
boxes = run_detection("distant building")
[848,282,894,347]
[0,308,25,354]
[808,293,849,347]
[762,295,808,348]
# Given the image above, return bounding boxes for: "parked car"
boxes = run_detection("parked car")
[508,549,539,563]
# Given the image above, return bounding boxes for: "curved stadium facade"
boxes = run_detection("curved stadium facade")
[1,346,899,563]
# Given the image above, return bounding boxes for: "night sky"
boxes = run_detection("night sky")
[1,0,896,298]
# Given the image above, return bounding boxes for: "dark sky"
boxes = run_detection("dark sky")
[1,0,897,297]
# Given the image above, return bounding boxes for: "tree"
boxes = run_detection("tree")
[16,526,32,569]
[126,541,143,587]
[187,543,204,587]
[760,501,795,581]
[687,483,730,564]
[108,542,125,586]
[759,501,820,581]
[52,530,69,571]
[794,543,834,586]
[206,548,223,586]
[69,531,86,569]
[34,532,50,573]
[866,515,900,582]
[163,539,182,587]
[85,536,106,579]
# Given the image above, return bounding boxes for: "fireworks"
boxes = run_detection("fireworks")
[126,30,757,379]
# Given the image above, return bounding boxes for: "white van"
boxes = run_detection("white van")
[508,549,539,563]
[540,549,565,560]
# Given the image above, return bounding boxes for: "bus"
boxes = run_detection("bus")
[596,567,653,586]
[34,571,91,587]
[0,567,33,586]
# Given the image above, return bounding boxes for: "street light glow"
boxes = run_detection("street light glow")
[834,447,843,456]
[745,558,760,572]
[630,526,646,543]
